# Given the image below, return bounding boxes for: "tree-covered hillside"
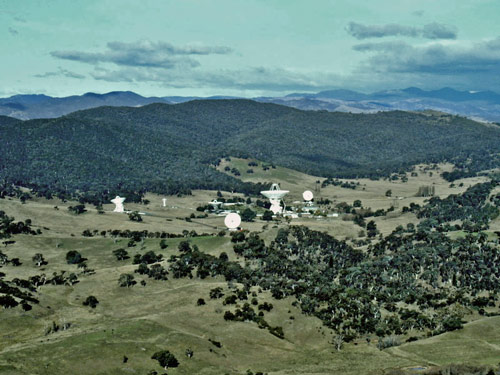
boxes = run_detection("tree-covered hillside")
[1,100,499,202]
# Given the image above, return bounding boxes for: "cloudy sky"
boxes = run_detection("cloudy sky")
[2,0,500,97]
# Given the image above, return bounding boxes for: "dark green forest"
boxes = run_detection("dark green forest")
[1,100,499,202]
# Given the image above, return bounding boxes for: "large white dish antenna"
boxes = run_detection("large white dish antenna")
[111,196,126,213]
[260,183,290,200]
[224,213,241,229]
[303,190,314,201]
[261,183,289,214]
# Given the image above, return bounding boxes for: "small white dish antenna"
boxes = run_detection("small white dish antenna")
[224,213,241,230]
[303,190,314,201]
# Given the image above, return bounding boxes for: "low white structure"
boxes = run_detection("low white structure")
[111,196,126,213]
[162,198,167,207]
[261,183,289,214]
[209,199,224,211]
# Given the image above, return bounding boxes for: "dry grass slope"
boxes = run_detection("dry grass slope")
[1,160,499,374]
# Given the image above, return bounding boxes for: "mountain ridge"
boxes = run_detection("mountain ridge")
[1,100,499,202]
[3,87,500,122]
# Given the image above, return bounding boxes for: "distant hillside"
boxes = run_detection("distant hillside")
[1,100,499,202]
[0,115,22,126]
[262,87,500,122]
[0,91,170,120]
[3,87,500,122]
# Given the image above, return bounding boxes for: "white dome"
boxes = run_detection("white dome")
[224,213,241,229]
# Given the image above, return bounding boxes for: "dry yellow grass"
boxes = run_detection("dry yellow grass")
[1,160,499,374]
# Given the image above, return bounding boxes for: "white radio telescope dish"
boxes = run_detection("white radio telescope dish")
[303,190,314,201]
[261,183,289,214]
[224,213,241,230]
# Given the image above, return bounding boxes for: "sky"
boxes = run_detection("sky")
[1,0,500,97]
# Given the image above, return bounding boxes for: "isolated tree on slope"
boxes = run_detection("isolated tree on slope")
[151,350,179,370]
[118,273,135,288]
[32,253,46,267]
[262,210,273,221]
[241,208,256,222]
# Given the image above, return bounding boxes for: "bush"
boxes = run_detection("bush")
[268,326,284,339]
[83,295,99,308]
[151,350,179,370]
[128,211,142,222]
[377,335,401,350]
[209,287,224,299]
[66,250,83,264]
[68,204,86,214]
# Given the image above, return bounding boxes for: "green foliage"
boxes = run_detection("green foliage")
[209,287,224,299]
[0,294,19,309]
[133,251,162,265]
[82,295,99,308]
[268,326,285,339]
[112,248,129,261]
[417,181,499,231]
[0,211,38,239]
[177,240,191,253]
[2,101,499,200]
[241,208,256,222]
[118,273,136,288]
[128,211,142,222]
[65,250,83,264]
[151,350,179,369]
[262,210,273,221]
[32,253,47,267]
[230,231,246,243]
[68,204,86,214]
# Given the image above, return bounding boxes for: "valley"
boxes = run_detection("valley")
[1,159,499,374]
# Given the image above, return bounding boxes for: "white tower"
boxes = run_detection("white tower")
[111,196,126,213]
[260,183,289,214]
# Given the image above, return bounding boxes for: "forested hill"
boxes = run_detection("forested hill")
[1,100,500,202]
[0,115,22,126]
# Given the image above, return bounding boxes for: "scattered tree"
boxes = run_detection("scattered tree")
[128,211,142,222]
[241,208,256,222]
[151,350,179,370]
[66,250,83,264]
[82,295,99,308]
[333,334,344,351]
[118,273,136,288]
[262,210,273,221]
[112,248,129,261]
[68,204,86,214]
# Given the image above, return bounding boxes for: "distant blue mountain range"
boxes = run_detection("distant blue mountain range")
[2,87,500,122]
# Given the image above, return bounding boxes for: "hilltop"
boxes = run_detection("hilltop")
[2,87,500,122]
[1,100,500,203]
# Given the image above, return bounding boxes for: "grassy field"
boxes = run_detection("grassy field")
[218,157,496,239]
[1,160,499,374]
